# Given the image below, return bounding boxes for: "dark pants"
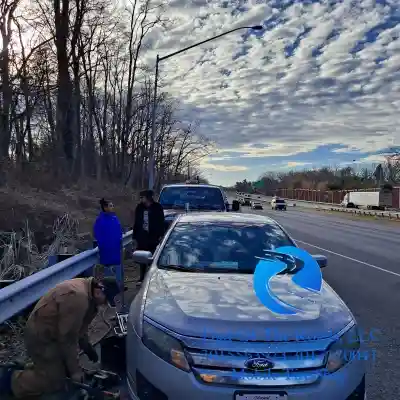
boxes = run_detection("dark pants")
[137,241,158,282]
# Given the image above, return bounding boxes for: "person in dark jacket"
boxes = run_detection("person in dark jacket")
[133,189,165,282]
[94,198,124,290]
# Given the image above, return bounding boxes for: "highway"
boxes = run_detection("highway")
[241,193,398,216]
[245,205,400,399]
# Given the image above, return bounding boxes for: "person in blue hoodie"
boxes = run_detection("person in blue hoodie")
[94,198,124,290]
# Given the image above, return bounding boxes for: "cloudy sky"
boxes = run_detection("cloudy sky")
[144,0,400,185]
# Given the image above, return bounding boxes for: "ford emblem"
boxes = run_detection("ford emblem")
[244,357,274,371]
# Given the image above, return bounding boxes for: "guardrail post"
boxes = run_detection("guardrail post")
[47,255,58,267]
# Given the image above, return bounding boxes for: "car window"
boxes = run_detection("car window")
[275,199,285,203]
[158,222,295,272]
[159,186,225,210]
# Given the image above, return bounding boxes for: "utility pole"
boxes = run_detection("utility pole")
[148,55,159,190]
[147,25,263,190]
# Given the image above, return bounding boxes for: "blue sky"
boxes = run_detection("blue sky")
[143,0,400,185]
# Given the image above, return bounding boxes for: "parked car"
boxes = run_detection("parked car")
[251,201,263,210]
[126,213,366,400]
[271,197,287,210]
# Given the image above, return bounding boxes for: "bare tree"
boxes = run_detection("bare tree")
[0,0,20,159]
[1,0,211,188]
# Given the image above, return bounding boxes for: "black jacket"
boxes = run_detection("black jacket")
[132,201,165,250]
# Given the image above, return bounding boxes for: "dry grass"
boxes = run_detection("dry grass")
[0,214,80,280]
[0,182,137,235]
[0,168,141,364]
[0,319,26,363]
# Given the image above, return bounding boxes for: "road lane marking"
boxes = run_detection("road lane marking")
[294,239,400,278]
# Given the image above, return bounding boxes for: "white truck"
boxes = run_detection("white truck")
[340,189,392,210]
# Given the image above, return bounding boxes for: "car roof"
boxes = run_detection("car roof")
[161,184,222,190]
[176,212,277,225]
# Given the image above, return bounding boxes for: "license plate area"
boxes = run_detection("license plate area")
[235,392,288,400]
[114,312,128,336]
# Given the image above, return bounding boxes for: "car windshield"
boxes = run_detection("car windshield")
[276,199,285,203]
[158,186,225,210]
[158,221,295,273]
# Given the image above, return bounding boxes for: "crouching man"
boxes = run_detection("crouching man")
[0,277,119,398]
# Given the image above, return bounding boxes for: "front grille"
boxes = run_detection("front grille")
[186,346,327,387]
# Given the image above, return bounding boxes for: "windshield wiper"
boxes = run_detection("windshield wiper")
[158,264,205,272]
[159,263,252,273]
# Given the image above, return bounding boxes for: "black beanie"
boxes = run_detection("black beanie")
[140,189,154,199]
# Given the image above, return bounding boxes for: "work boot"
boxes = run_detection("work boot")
[0,362,29,398]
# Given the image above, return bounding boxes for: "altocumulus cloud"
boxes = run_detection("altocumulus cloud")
[142,0,400,182]
[200,162,248,172]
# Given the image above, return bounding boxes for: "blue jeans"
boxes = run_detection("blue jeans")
[103,264,123,289]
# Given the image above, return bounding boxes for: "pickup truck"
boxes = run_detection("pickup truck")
[158,183,240,228]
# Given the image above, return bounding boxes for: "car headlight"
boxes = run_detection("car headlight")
[142,321,190,372]
[326,324,361,373]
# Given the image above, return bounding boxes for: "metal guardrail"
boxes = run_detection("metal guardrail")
[0,230,133,324]
[316,207,400,220]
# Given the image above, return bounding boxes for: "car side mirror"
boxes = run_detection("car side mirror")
[132,250,153,265]
[313,254,327,268]
[232,200,240,212]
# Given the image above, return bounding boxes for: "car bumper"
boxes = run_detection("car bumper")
[126,328,366,400]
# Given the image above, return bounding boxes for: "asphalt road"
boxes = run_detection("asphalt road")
[232,191,397,215]
[243,204,400,399]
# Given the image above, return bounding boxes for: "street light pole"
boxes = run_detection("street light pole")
[148,54,159,191]
[147,25,263,190]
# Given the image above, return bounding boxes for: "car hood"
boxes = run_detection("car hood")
[144,270,353,341]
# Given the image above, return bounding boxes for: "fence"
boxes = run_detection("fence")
[0,230,133,324]
[275,187,400,209]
